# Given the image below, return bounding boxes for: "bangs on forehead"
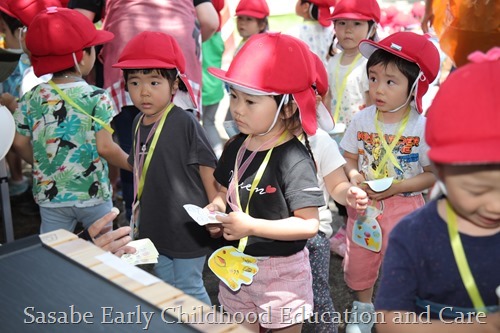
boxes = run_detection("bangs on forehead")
[228,83,279,96]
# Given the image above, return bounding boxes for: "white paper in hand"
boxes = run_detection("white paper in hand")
[183,204,226,226]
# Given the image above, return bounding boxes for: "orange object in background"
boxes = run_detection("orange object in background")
[432,0,500,67]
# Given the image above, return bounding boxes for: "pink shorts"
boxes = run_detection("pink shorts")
[344,195,425,290]
[218,248,313,329]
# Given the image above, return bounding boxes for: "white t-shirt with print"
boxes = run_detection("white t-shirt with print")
[327,53,369,127]
[340,105,430,196]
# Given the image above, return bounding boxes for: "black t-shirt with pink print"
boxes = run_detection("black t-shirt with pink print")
[214,134,324,257]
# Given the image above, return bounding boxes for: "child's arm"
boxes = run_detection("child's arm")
[366,166,436,201]
[377,311,500,333]
[199,165,220,202]
[343,151,366,186]
[323,166,368,213]
[216,206,319,241]
[95,129,132,171]
[205,185,228,238]
[12,133,33,165]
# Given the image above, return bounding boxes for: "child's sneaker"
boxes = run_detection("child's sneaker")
[9,176,29,197]
[330,225,347,257]
[345,301,375,333]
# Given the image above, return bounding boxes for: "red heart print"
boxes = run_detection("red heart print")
[265,185,276,193]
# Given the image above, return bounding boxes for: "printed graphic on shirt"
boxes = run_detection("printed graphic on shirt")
[14,83,113,206]
[357,131,421,181]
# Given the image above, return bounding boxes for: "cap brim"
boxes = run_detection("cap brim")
[113,59,177,69]
[330,13,374,21]
[0,106,15,160]
[236,10,267,19]
[429,140,500,165]
[0,4,16,20]
[208,67,279,95]
[89,30,114,48]
[359,39,416,64]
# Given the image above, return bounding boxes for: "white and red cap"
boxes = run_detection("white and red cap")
[235,0,269,19]
[359,32,440,113]
[329,0,381,23]
[209,32,332,135]
[113,31,197,110]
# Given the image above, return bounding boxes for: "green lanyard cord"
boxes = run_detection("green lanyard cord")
[445,200,486,311]
[48,80,114,134]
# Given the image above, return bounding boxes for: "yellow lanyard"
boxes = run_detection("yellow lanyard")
[445,200,486,310]
[372,108,410,179]
[48,80,114,134]
[233,131,288,252]
[133,103,174,200]
[332,53,362,123]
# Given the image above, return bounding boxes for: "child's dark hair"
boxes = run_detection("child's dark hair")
[273,95,317,170]
[300,1,319,21]
[366,49,420,95]
[122,68,188,92]
[328,21,376,58]
[52,46,94,77]
[0,12,23,35]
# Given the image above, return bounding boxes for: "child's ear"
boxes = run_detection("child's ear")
[171,78,180,94]
[281,100,298,120]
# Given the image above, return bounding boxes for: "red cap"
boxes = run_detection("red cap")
[235,0,269,19]
[113,31,197,109]
[5,0,61,26]
[426,48,500,165]
[209,32,325,135]
[26,7,114,77]
[329,0,381,23]
[359,32,440,113]
[308,0,336,27]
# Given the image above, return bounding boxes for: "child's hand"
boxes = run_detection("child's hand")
[218,211,254,241]
[365,182,400,201]
[0,93,18,113]
[346,186,369,214]
[204,203,225,238]
[349,173,366,187]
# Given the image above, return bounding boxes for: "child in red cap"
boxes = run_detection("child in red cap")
[375,48,500,332]
[234,0,269,54]
[339,31,441,333]
[294,0,335,66]
[113,31,218,306]
[305,51,369,333]
[206,32,366,332]
[12,7,130,233]
[326,0,381,258]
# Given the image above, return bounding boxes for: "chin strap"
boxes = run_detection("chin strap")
[257,94,289,136]
[386,71,423,113]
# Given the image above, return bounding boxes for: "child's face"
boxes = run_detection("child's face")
[126,70,177,118]
[236,16,264,39]
[334,20,370,52]
[80,47,96,77]
[368,62,410,113]
[295,0,309,19]
[229,88,281,136]
[439,164,500,230]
